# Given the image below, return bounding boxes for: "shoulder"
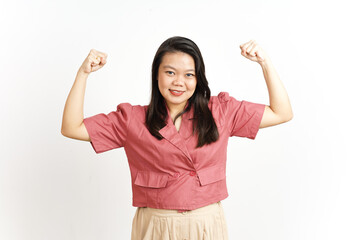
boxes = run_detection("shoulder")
[209,92,238,127]
[209,91,249,116]
[115,103,148,121]
[210,91,232,104]
[209,92,240,111]
[116,103,147,112]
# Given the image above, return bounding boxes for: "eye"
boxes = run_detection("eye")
[166,71,174,75]
[186,73,194,77]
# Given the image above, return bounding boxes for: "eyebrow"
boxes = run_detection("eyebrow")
[162,65,195,72]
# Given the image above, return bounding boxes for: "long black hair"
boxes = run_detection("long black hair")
[145,36,219,148]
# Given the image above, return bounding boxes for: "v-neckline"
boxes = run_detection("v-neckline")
[163,101,193,138]
[174,116,182,133]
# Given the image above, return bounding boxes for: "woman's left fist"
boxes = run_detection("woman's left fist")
[240,40,268,64]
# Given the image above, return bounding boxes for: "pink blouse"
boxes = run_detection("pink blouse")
[83,92,266,211]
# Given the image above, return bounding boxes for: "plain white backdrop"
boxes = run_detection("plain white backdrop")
[1,0,359,239]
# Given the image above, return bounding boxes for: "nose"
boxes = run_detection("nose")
[173,76,184,86]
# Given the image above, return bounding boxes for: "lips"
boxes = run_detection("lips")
[169,89,185,96]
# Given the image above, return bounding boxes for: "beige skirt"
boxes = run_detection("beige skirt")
[131,201,229,240]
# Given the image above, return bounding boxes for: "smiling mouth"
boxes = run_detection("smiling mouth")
[169,89,185,96]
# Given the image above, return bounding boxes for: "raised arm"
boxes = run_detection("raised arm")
[239,40,293,128]
[61,49,108,141]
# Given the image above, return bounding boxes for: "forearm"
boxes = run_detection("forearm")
[260,59,293,119]
[61,69,89,133]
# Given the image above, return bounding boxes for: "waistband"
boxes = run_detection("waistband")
[140,201,222,217]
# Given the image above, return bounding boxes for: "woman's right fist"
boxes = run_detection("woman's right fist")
[79,49,108,74]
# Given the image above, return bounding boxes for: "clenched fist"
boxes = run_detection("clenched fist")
[240,40,269,65]
[79,49,108,74]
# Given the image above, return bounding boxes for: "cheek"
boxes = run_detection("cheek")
[189,80,197,91]
[157,77,166,90]
[158,74,171,88]
[158,83,166,97]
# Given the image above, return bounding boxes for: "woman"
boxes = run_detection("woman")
[61,36,293,239]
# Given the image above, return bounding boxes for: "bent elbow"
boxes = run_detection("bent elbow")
[61,128,69,137]
[284,113,294,122]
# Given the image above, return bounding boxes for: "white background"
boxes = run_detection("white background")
[1,0,359,239]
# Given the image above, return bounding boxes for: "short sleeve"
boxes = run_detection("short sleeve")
[83,103,133,154]
[217,92,266,139]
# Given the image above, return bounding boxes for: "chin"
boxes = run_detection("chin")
[166,96,188,105]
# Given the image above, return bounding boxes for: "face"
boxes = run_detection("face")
[158,51,197,113]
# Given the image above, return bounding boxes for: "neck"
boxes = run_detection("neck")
[166,101,187,120]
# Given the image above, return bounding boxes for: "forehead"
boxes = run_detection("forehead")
[160,52,195,70]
